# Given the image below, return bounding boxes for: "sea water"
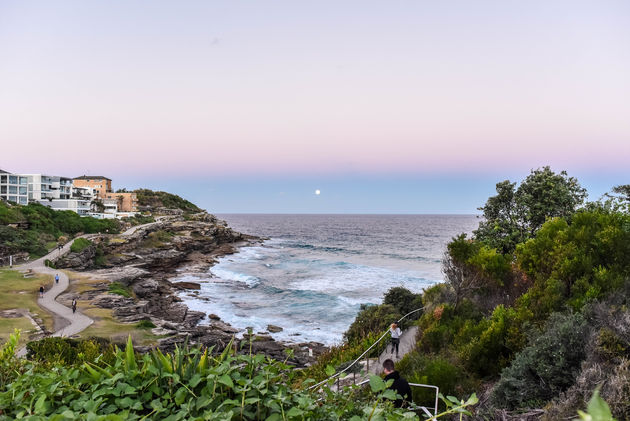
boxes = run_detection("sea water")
[177,214,478,345]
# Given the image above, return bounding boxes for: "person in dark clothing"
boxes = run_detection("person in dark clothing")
[39,285,44,298]
[71,298,77,314]
[383,359,412,408]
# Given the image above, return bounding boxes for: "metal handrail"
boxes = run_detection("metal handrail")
[354,379,439,417]
[307,306,424,391]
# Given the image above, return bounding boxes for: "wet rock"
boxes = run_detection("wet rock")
[173,281,201,290]
[208,313,221,320]
[267,324,283,333]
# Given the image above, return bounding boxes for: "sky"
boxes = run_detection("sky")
[1,1,629,213]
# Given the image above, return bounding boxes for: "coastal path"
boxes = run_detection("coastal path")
[308,308,439,416]
[16,237,95,356]
[15,218,167,357]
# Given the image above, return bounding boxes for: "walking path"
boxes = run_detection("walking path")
[369,325,419,375]
[15,218,165,357]
[16,239,94,356]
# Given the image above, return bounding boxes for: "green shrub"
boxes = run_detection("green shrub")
[108,282,131,298]
[492,311,590,409]
[1,335,420,420]
[70,237,91,253]
[344,303,401,344]
[136,319,156,329]
[383,286,423,317]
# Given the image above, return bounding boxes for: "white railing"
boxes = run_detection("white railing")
[308,307,424,391]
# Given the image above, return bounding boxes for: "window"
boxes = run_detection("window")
[9,176,18,184]
[19,177,27,185]
[0,186,5,194]
[0,175,6,183]
[9,186,17,194]
[19,187,27,195]
[19,197,27,204]
[8,196,17,202]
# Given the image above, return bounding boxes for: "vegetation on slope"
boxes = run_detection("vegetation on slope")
[316,168,630,418]
[0,201,119,257]
[0,333,431,420]
[134,189,201,213]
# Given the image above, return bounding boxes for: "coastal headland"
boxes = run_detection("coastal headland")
[53,211,328,366]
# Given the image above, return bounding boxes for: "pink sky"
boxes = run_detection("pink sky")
[1,1,629,180]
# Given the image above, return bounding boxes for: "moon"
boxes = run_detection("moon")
[315,189,321,195]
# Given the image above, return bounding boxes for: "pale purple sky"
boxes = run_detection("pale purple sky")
[1,1,629,212]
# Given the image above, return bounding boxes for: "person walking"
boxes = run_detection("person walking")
[55,273,59,284]
[71,298,77,314]
[39,285,44,298]
[382,359,412,408]
[390,323,402,357]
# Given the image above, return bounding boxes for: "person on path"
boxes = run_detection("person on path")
[389,323,402,357]
[39,285,44,298]
[383,359,412,408]
[72,298,77,314]
[55,273,59,284]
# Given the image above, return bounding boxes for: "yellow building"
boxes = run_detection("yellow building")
[73,176,112,199]
[102,192,138,212]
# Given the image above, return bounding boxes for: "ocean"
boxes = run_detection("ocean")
[176,214,478,345]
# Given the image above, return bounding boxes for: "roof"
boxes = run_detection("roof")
[73,175,112,181]
[0,169,10,174]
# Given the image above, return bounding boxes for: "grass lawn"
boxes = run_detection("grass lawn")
[0,269,54,344]
[64,271,162,346]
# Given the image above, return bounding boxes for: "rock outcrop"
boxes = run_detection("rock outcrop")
[59,212,328,366]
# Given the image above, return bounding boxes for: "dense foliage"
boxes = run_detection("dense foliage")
[0,201,120,257]
[1,334,422,420]
[386,167,630,418]
[134,189,201,213]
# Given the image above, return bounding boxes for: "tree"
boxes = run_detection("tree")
[475,167,586,253]
[442,234,484,310]
[611,185,630,202]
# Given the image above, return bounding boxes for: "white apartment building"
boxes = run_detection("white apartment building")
[37,198,92,216]
[0,169,29,205]
[23,174,73,201]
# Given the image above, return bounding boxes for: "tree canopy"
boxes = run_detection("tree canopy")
[474,167,587,253]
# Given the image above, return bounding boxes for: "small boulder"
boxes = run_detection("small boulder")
[267,324,283,333]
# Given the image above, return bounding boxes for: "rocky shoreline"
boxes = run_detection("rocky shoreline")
[55,213,328,367]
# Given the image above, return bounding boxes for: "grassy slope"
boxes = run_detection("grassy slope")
[64,271,163,346]
[0,269,54,345]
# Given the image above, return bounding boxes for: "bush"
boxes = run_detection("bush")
[1,336,419,420]
[26,337,114,366]
[344,303,401,344]
[108,282,131,297]
[492,311,590,409]
[136,319,156,329]
[383,286,423,317]
[70,237,91,253]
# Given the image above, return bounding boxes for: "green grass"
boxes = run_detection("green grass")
[79,307,162,346]
[136,320,156,329]
[108,282,131,297]
[0,269,54,343]
[70,237,91,253]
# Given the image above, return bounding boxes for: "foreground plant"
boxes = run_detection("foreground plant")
[0,333,428,420]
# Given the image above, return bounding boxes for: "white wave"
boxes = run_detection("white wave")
[211,267,261,287]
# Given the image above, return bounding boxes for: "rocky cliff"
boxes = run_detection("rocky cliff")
[56,212,326,366]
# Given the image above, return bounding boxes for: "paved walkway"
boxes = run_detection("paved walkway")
[14,219,167,356]
[15,240,94,356]
[370,325,419,375]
